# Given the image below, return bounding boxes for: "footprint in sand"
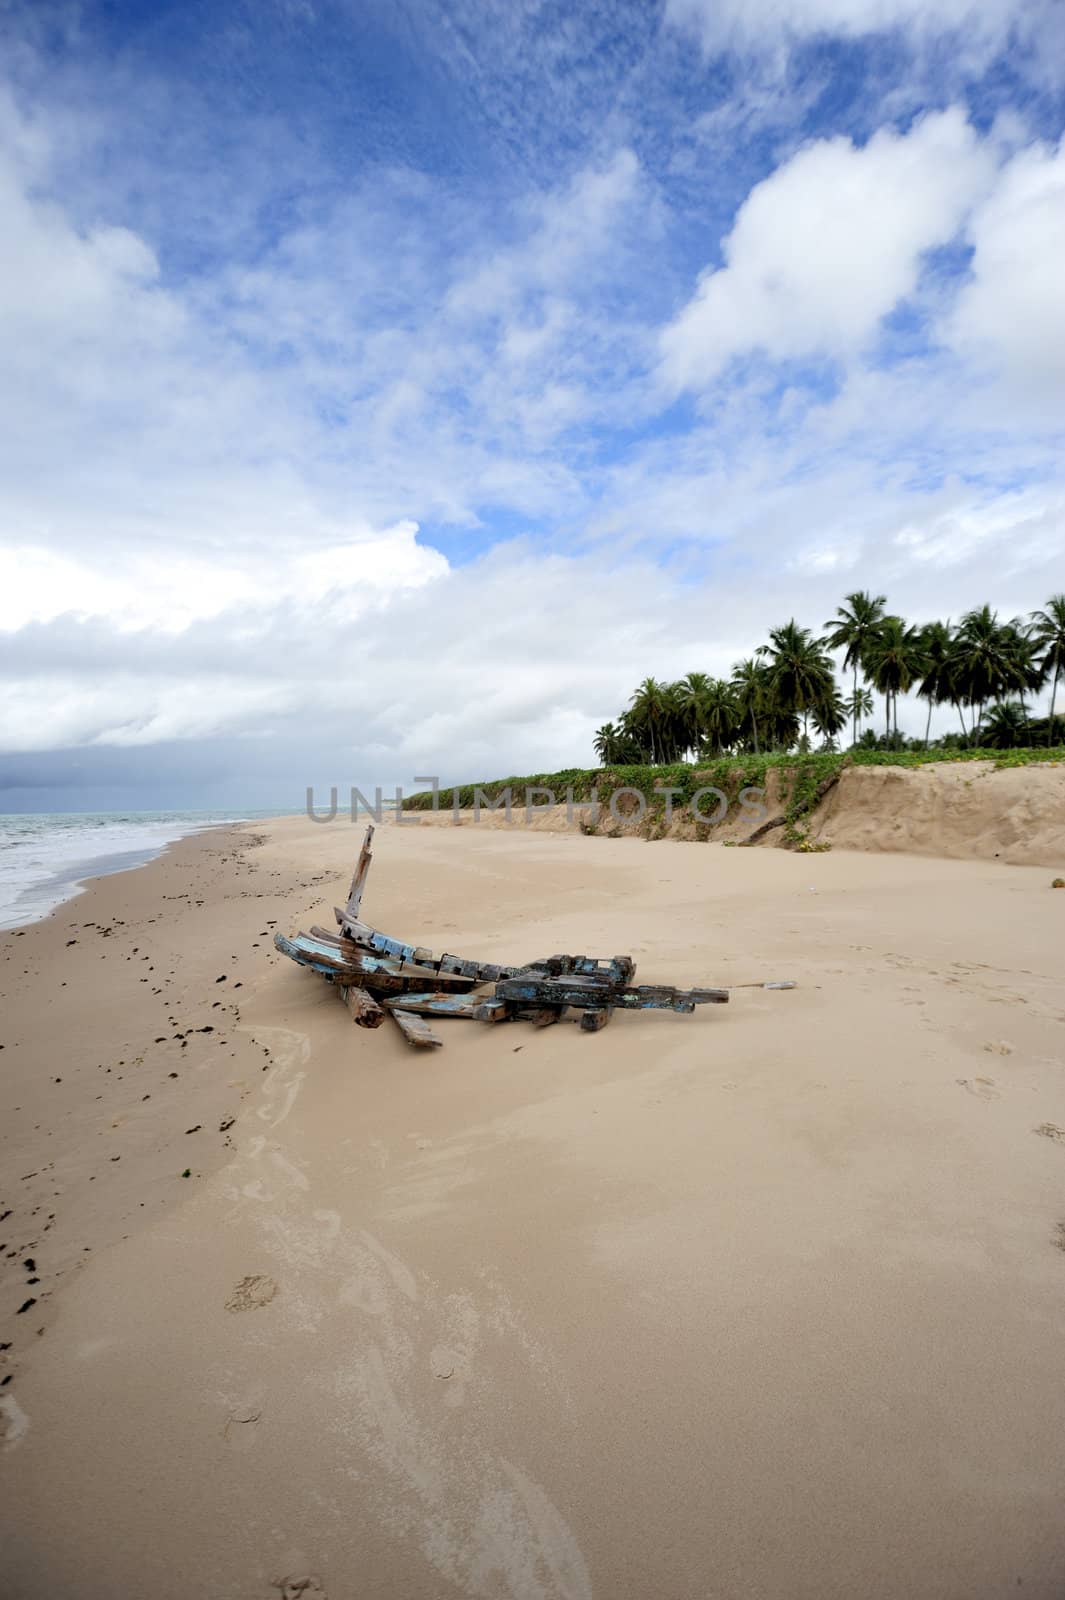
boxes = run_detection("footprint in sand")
[1034,1123,1065,1144]
[956,1076,999,1101]
[225,1274,278,1312]
[271,1578,326,1599]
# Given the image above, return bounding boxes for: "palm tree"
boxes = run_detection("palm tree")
[675,672,712,757]
[628,677,669,764]
[979,700,1029,749]
[1031,594,1065,745]
[823,591,887,747]
[731,657,766,753]
[864,616,926,738]
[758,621,837,745]
[812,688,848,750]
[949,606,1026,730]
[665,681,693,762]
[915,620,954,746]
[844,686,874,741]
[698,679,739,756]
[594,722,623,764]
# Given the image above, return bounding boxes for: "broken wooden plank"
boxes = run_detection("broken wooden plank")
[471,998,509,1023]
[579,1007,612,1032]
[274,931,363,980]
[527,1007,563,1027]
[334,915,523,983]
[345,824,375,918]
[495,975,730,1011]
[309,925,356,949]
[339,985,386,1028]
[390,1008,443,1049]
[381,991,484,1019]
[274,932,478,994]
[525,954,636,984]
[620,985,730,1010]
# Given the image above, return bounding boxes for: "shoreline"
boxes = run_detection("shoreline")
[0,824,290,1366]
[0,811,297,934]
[4,815,1065,1597]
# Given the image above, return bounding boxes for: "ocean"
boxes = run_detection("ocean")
[0,810,295,931]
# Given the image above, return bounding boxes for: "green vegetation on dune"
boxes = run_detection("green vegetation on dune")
[404,744,1065,817]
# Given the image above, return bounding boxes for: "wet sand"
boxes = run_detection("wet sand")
[2,813,1065,1598]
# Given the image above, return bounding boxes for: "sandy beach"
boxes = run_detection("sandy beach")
[3,813,1065,1598]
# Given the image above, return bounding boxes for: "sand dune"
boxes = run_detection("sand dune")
[3,814,1065,1598]
[412,759,1065,866]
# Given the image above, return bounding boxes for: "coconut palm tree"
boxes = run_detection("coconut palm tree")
[675,672,712,756]
[864,616,926,738]
[697,679,739,756]
[758,621,837,745]
[823,591,887,747]
[1031,594,1065,745]
[628,677,670,764]
[812,688,848,750]
[731,657,766,754]
[979,700,1029,749]
[949,606,1027,730]
[915,620,954,746]
[844,686,874,742]
[593,722,623,764]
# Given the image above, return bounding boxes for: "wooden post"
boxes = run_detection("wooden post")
[339,985,385,1029]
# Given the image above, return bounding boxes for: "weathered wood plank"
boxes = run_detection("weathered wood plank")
[274,931,361,979]
[381,991,483,1019]
[275,932,481,995]
[471,998,509,1023]
[339,985,386,1028]
[579,1007,612,1032]
[345,824,375,918]
[334,915,523,983]
[309,925,356,949]
[495,975,730,1011]
[525,954,636,984]
[390,1008,443,1049]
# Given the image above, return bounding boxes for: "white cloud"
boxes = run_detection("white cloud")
[0,522,447,635]
[659,108,994,391]
[947,137,1065,399]
[665,0,1054,58]
[0,676,300,752]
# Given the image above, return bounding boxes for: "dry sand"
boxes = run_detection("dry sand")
[2,811,1065,1598]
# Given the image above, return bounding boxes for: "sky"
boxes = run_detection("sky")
[1,0,1063,810]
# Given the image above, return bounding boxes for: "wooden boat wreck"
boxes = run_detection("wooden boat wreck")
[273,825,793,1049]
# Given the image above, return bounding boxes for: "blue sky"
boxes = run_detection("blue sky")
[0,0,1063,807]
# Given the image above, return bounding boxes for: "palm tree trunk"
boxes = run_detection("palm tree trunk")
[1050,656,1060,747]
[852,664,858,749]
[924,698,933,747]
